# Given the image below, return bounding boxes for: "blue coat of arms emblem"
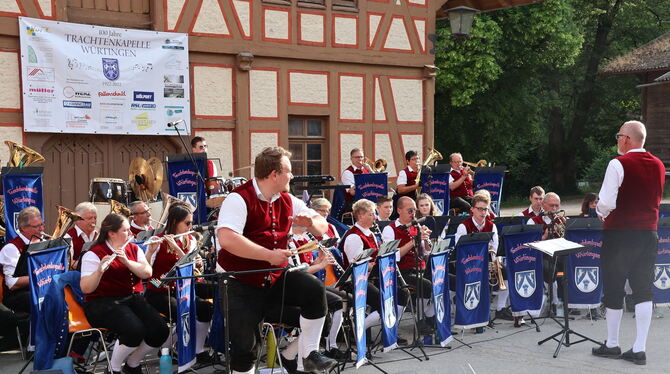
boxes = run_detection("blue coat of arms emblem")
[102,58,119,81]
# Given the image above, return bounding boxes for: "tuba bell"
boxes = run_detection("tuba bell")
[5,141,45,168]
[110,199,132,217]
[52,205,84,238]
[414,147,444,189]
[363,157,388,173]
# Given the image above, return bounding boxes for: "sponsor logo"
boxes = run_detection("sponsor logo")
[131,103,156,110]
[575,266,599,293]
[63,86,91,99]
[163,38,185,50]
[102,81,122,87]
[66,77,89,85]
[25,25,49,36]
[514,270,537,298]
[67,58,97,72]
[102,58,120,81]
[28,87,54,95]
[98,90,126,97]
[165,106,184,117]
[654,264,670,290]
[464,281,481,310]
[132,112,154,130]
[26,67,55,82]
[133,91,154,102]
[63,100,92,109]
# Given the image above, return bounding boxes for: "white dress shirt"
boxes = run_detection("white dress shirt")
[596,149,645,219]
[397,166,416,186]
[0,233,31,289]
[341,165,365,188]
[454,217,499,253]
[343,223,376,264]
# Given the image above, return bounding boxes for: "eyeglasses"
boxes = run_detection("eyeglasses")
[134,210,149,215]
[352,156,365,159]
[473,207,489,212]
[198,145,208,149]
[28,223,45,229]
[405,208,417,214]
[615,134,629,140]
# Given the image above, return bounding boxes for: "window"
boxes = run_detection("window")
[288,118,326,176]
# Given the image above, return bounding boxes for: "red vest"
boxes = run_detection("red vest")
[528,215,548,230]
[217,180,293,288]
[339,226,378,268]
[66,227,88,263]
[1,236,28,294]
[344,165,369,201]
[290,236,313,264]
[207,159,217,178]
[450,169,473,199]
[520,208,539,217]
[314,224,337,242]
[390,222,425,271]
[604,151,665,230]
[398,167,418,199]
[85,242,143,301]
[146,233,194,292]
[130,223,153,237]
[462,218,494,234]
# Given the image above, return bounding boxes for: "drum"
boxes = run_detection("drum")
[205,177,226,198]
[89,178,127,204]
[224,177,247,194]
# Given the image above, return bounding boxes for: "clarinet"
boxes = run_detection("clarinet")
[305,232,346,274]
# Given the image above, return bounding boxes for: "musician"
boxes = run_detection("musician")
[376,196,394,222]
[0,207,44,314]
[580,193,599,218]
[129,201,153,237]
[80,213,168,374]
[416,193,439,219]
[454,195,518,327]
[144,204,213,364]
[64,202,98,268]
[191,136,218,178]
[216,146,335,374]
[592,121,665,365]
[448,153,474,212]
[474,189,496,221]
[341,148,369,206]
[396,151,421,200]
[340,199,410,338]
[517,186,545,217]
[381,196,434,333]
[310,198,341,241]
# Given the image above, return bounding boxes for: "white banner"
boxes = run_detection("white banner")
[19,17,191,135]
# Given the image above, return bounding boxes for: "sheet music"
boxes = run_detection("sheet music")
[526,238,585,257]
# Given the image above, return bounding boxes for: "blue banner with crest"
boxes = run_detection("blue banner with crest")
[430,251,452,346]
[27,243,68,346]
[565,228,603,308]
[503,229,543,316]
[354,173,388,202]
[377,252,398,352]
[166,157,207,224]
[420,172,450,216]
[473,171,504,216]
[176,263,196,372]
[454,239,489,329]
[2,168,44,241]
[353,260,369,368]
[654,225,670,306]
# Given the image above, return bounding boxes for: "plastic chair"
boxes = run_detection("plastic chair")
[64,286,113,373]
[0,273,28,360]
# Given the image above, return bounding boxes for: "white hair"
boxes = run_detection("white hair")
[75,201,97,215]
[623,120,646,145]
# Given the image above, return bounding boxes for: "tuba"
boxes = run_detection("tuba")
[158,192,191,226]
[5,141,45,168]
[414,147,444,192]
[363,157,388,173]
[52,205,84,238]
[110,199,132,217]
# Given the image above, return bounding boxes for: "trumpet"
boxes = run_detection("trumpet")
[142,230,196,246]
[488,245,507,290]
[305,232,346,274]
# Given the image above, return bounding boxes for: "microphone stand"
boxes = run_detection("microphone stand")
[169,120,207,223]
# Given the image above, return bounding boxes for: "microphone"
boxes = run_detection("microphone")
[167,119,184,127]
[287,262,309,273]
[193,223,216,232]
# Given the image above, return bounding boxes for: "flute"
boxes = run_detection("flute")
[101,238,132,272]
[305,232,346,274]
[142,230,195,246]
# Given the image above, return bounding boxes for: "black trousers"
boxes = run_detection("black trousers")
[601,230,658,309]
[2,288,30,314]
[145,288,213,323]
[84,293,169,348]
[400,268,433,299]
[222,271,327,372]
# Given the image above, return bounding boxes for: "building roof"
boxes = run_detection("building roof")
[601,32,670,76]
[437,0,545,18]
[656,70,670,82]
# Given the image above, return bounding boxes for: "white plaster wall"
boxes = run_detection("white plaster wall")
[250,132,279,176]
[250,69,278,118]
[290,72,328,105]
[192,0,230,35]
[193,66,233,117]
[37,0,52,17]
[232,0,251,38]
[339,133,363,175]
[374,77,385,121]
[339,75,363,121]
[0,51,20,110]
[0,126,23,165]
[195,130,234,178]
[334,16,357,46]
[368,14,382,46]
[0,0,20,13]
[264,9,289,41]
[413,19,426,51]
[300,13,324,44]
[167,0,186,30]
[384,17,411,51]
[389,78,423,122]
[401,134,423,161]
[374,133,397,178]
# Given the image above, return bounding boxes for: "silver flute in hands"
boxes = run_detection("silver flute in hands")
[101,239,132,272]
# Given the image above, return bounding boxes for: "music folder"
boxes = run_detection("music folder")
[13,237,71,277]
[431,237,452,255]
[526,238,586,257]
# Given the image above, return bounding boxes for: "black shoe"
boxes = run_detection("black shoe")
[591,343,621,359]
[494,307,514,321]
[302,351,337,373]
[475,327,484,334]
[622,349,646,365]
[280,354,298,374]
[397,337,408,345]
[122,363,143,374]
[195,350,215,365]
[323,347,347,361]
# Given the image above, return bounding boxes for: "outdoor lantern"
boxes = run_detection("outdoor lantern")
[447,6,478,36]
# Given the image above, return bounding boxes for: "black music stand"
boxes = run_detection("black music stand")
[376,220,393,233]
[444,216,468,236]
[13,237,71,277]
[531,238,600,357]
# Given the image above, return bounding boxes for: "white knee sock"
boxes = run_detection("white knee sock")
[497,284,509,311]
[126,341,156,368]
[110,340,136,371]
[364,311,380,329]
[423,299,435,318]
[298,316,325,359]
[232,368,254,374]
[282,338,299,360]
[633,301,652,353]
[605,308,623,348]
[327,310,344,350]
[161,326,176,350]
[195,321,210,354]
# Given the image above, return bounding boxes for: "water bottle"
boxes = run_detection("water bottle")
[159,347,172,374]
